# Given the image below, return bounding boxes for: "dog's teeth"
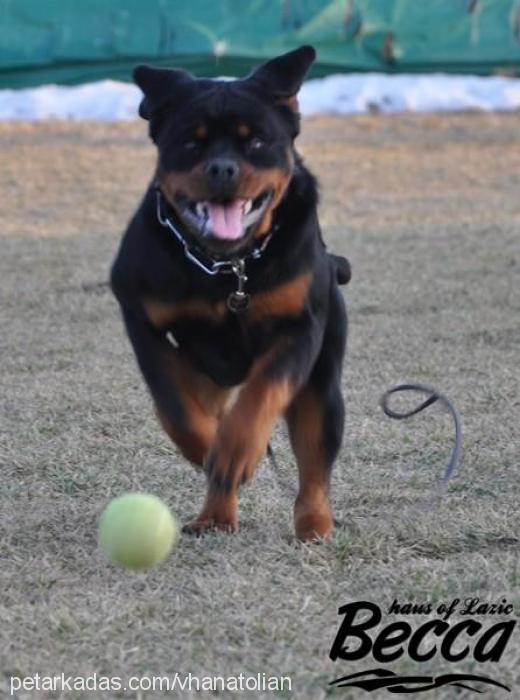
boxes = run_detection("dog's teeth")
[243,200,252,215]
[195,202,207,218]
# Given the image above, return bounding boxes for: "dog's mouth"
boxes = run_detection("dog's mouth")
[174,190,273,243]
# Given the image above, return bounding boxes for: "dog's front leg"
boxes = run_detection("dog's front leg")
[185,323,324,534]
[120,306,227,467]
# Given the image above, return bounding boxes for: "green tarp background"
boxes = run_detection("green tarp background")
[1,0,520,89]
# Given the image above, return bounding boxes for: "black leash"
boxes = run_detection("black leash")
[267,383,462,498]
[380,383,462,494]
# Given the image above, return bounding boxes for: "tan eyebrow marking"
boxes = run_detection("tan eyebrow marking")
[237,122,251,138]
[194,125,208,139]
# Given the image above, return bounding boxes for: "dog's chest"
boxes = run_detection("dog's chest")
[167,316,260,387]
[142,270,311,328]
[141,270,312,385]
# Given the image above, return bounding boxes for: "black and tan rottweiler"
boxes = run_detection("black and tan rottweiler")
[110,46,350,540]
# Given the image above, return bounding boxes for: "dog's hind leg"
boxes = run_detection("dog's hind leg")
[286,286,347,540]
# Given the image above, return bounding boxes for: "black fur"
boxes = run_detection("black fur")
[110,46,350,539]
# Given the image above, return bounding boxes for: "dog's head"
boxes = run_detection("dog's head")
[134,46,315,255]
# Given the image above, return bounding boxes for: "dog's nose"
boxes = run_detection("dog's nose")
[204,158,239,187]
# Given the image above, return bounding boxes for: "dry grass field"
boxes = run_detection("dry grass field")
[1,113,519,699]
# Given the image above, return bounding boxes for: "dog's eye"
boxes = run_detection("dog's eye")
[248,137,265,151]
[183,140,199,151]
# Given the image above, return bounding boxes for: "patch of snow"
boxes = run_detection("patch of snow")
[299,73,520,115]
[0,80,141,121]
[1,73,520,121]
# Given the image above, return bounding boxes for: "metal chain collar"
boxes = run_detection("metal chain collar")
[155,188,274,312]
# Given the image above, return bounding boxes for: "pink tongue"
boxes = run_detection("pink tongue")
[207,200,244,240]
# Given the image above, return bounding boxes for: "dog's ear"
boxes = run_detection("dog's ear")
[247,45,315,111]
[133,65,195,120]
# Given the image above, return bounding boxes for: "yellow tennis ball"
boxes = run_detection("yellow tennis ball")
[98,493,178,570]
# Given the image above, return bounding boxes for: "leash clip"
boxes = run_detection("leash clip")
[227,258,250,312]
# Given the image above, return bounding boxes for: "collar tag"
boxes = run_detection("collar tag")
[227,259,250,312]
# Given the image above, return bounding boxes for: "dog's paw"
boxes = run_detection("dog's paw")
[183,491,239,535]
[294,496,334,541]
